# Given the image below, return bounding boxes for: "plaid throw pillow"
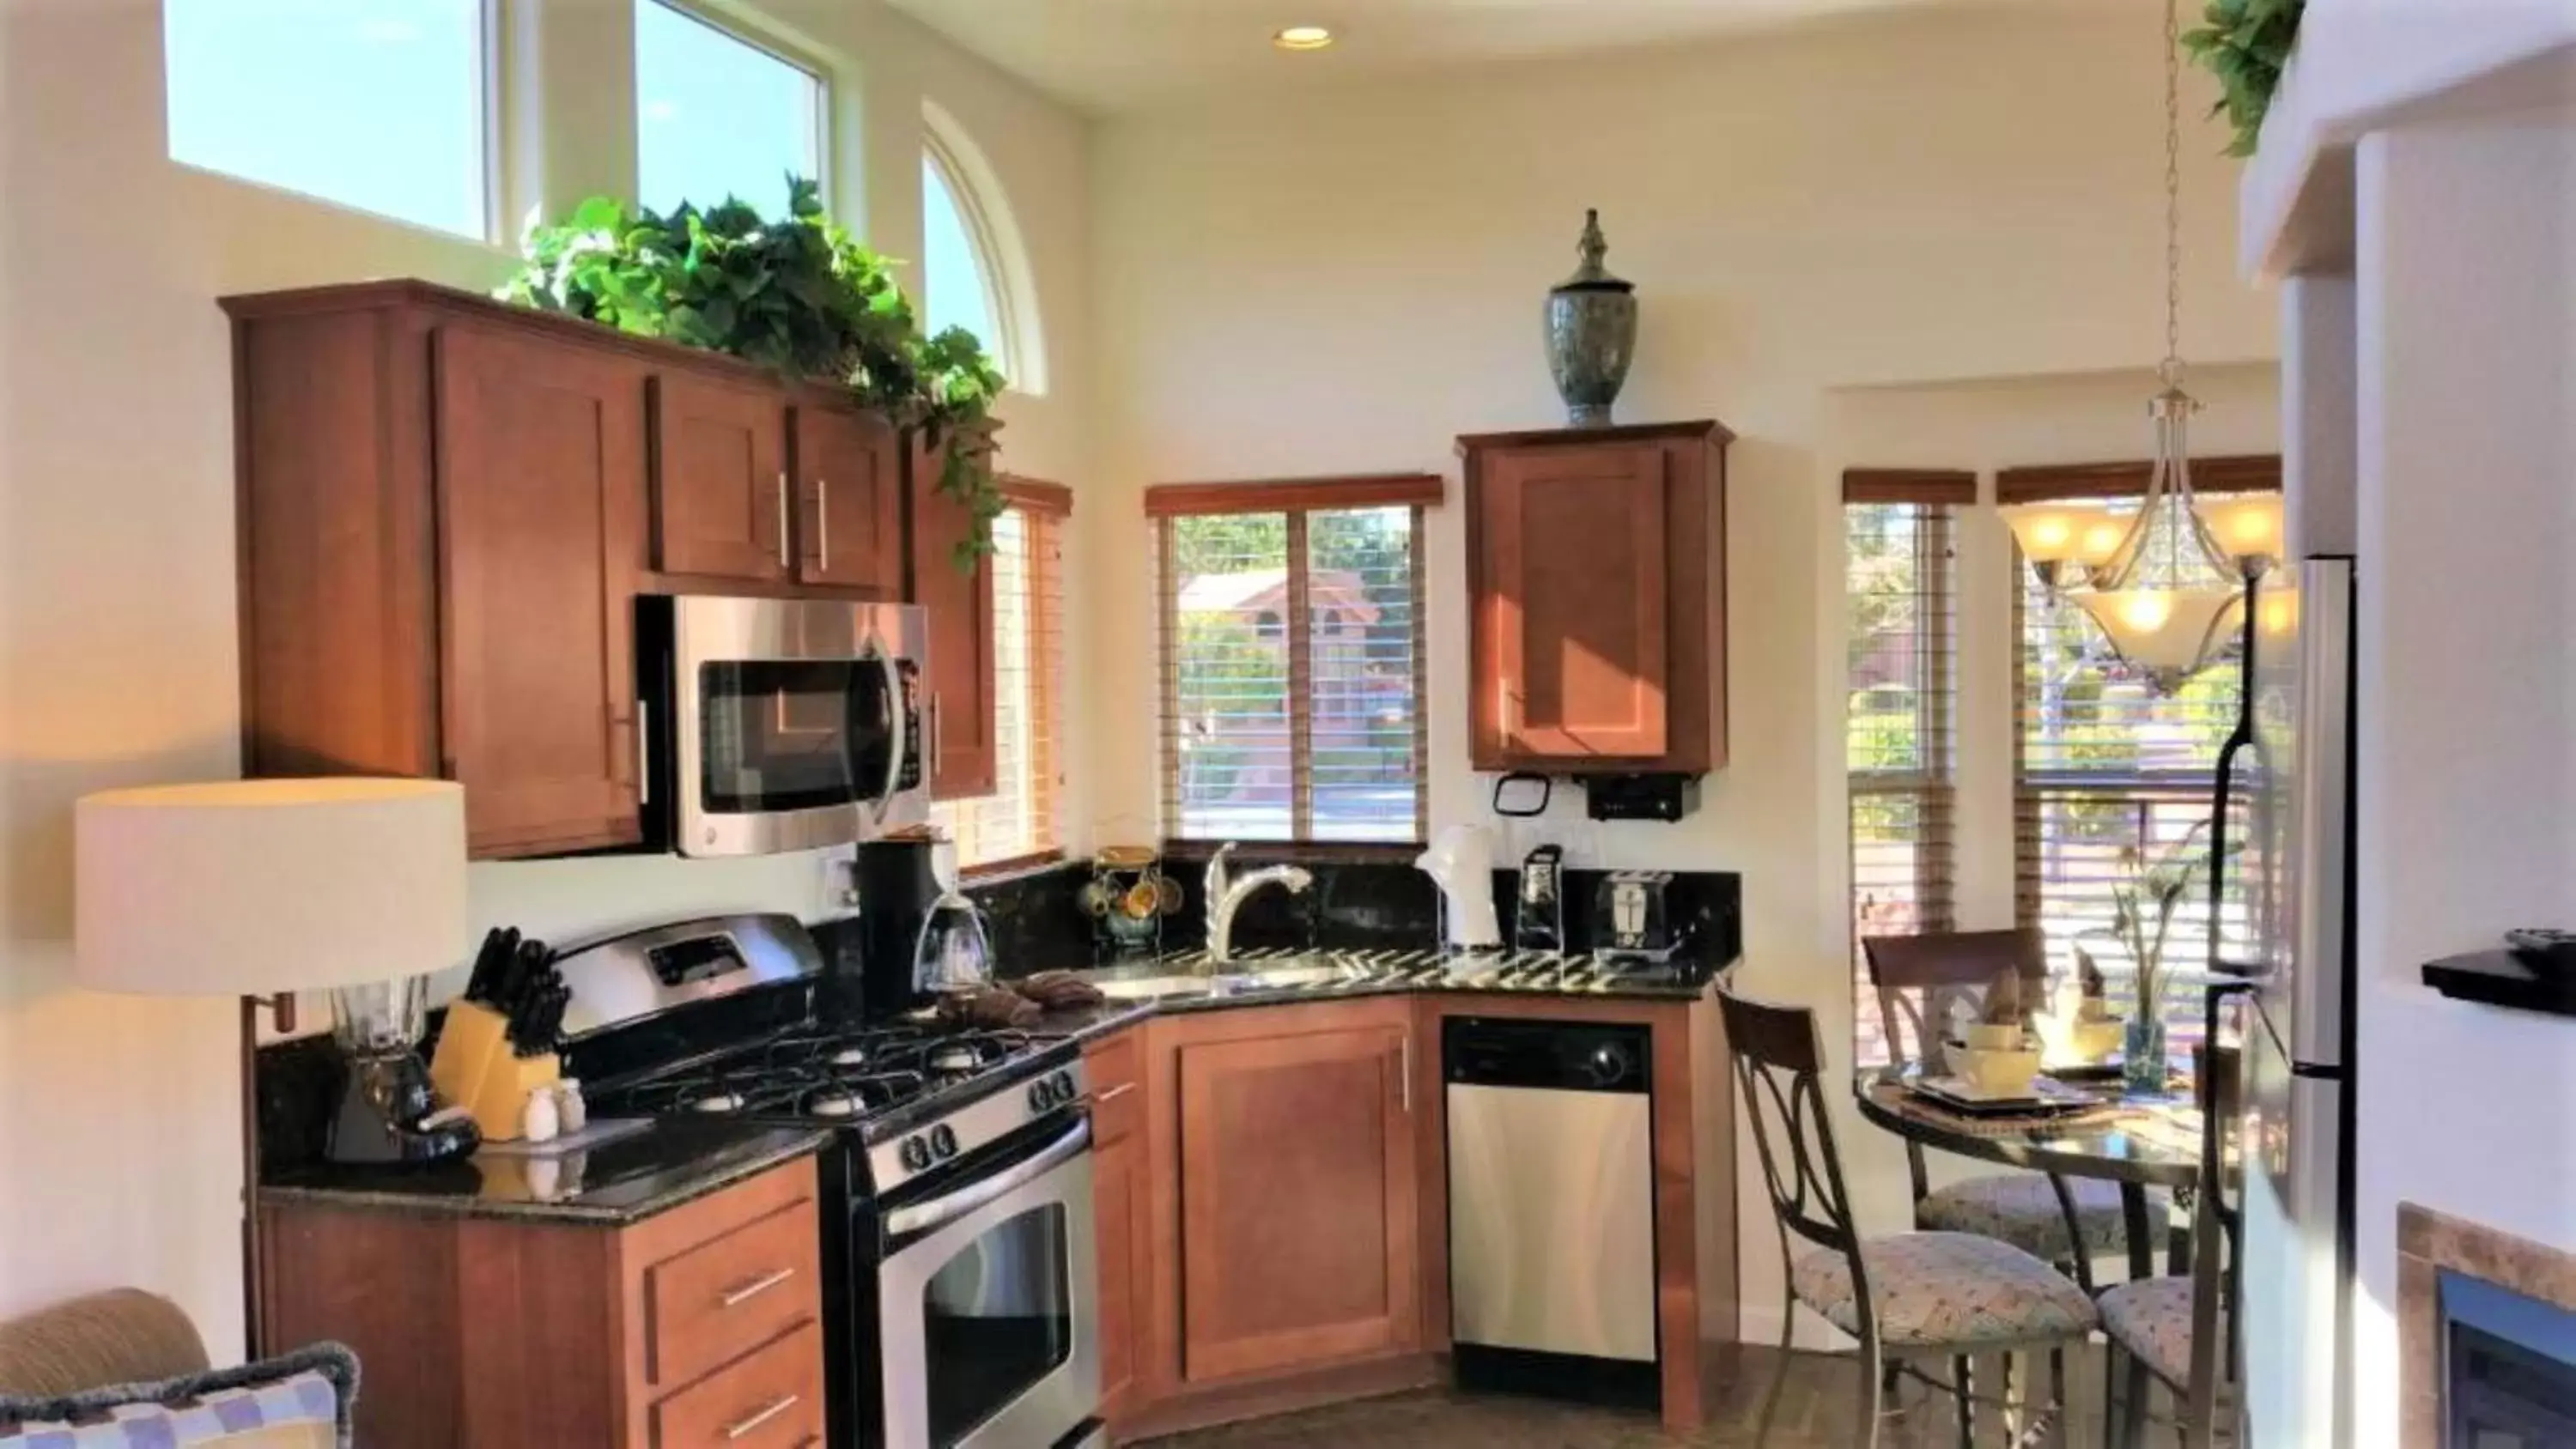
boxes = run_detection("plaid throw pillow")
[0,1343,356,1448]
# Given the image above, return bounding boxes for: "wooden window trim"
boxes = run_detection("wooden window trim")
[998,473,1072,516]
[960,848,1067,884]
[1842,468,1976,506]
[1145,474,1443,518]
[1159,840,1426,864]
[1994,454,2281,504]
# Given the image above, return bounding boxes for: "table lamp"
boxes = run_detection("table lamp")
[75,777,471,1350]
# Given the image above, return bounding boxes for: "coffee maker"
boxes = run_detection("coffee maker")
[850,837,945,1016]
[326,973,478,1167]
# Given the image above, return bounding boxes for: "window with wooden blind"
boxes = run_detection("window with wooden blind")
[1843,470,1968,1066]
[934,479,1069,872]
[2004,457,2276,1034]
[1147,476,1440,846]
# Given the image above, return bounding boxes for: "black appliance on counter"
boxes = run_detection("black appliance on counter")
[556,912,1105,1449]
[848,836,945,1016]
[1514,845,1567,954]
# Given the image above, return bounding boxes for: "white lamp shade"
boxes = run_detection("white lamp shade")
[76,779,468,996]
[2000,503,2127,569]
[2193,493,2285,567]
[2074,586,2243,678]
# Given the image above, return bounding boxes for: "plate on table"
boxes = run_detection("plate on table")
[1905,1073,2100,1118]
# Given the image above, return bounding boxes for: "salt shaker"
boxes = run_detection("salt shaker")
[521,1082,560,1144]
[553,1078,587,1136]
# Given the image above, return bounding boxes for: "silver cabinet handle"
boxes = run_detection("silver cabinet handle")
[635,700,651,806]
[1093,1082,1138,1105]
[1399,1033,1413,1113]
[718,1265,795,1308]
[815,478,831,574]
[930,693,945,781]
[725,1393,799,1440]
[775,471,791,570]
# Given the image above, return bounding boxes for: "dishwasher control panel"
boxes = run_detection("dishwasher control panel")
[1443,1016,1650,1094]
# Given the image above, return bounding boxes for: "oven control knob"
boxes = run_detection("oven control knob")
[1052,1070,1078,1101]
[1029,1080,1054,1112]
[930,1125,959,1160]
[899,1136,931,1172]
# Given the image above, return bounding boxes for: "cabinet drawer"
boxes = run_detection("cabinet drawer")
[646,1197,821,1391]
[1085,1030,1144,1147]
[651,1321,824,1449]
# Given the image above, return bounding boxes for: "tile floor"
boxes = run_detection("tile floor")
[1139,1346,2160,1448]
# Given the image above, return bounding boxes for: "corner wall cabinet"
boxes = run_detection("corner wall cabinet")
[225,280,987,858]
[1460,420,1732,775]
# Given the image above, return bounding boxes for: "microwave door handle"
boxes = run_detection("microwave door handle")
[874,646,905,824]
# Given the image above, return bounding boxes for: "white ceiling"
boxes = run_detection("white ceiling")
[890,0,2077,114]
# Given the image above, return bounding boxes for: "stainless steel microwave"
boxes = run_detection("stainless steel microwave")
[640,596,931,858]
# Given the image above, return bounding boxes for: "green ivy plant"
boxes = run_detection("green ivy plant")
[2182,0,2306,157]
[501,177,1007,564]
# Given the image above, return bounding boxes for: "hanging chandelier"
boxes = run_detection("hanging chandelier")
[1999,0,2283,694]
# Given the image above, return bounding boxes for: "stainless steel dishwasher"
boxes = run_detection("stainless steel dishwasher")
[1443,1016,1658,1409]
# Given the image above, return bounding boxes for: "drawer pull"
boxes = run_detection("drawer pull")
[1092,1082,1137,1105]
[719,1267,797,1309]
[725,1393,799,1440]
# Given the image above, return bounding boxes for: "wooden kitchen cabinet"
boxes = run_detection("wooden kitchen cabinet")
[1084,1028,1148,1424]
[649,373,791,582]
[793,405,904,592]
[908,440,999,799]
[1461,420,1733,774]
[258,1154,826,1449]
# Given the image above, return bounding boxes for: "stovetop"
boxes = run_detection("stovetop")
[592,1020,1069,1132]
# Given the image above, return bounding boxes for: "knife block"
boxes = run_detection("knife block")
[428,999,560,1144]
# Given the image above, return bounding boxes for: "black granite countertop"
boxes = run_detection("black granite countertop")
[1024,947,1728,1043]
[258,1119,835,1226]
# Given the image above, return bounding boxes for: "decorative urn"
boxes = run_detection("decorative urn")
[1544,209,1637,427]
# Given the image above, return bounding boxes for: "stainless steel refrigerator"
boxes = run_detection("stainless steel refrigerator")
[2232,555,2358,1449]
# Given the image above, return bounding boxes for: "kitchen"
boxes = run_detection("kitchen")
[21,1,2545,1447]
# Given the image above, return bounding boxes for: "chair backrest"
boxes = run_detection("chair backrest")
[1861,928,2050,1073]
[1718,980,1863,1266]
[2186,981,2254,1436]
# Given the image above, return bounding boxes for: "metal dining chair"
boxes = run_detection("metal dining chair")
[1863,928,2168,1294]
[2099,983,2248,1449]
[1722,979,2098,1449]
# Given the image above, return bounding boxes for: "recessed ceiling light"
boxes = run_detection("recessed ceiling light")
[1272,25,1335,52]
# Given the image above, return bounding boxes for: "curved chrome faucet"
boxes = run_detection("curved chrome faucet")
[1204,843,1314,965]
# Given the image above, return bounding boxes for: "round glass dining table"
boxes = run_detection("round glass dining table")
[1852,1066,2208,1281]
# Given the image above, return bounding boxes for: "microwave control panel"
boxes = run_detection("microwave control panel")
[897,660,925,791]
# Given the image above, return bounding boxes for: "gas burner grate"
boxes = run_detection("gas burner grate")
[590,1022,1054,1125]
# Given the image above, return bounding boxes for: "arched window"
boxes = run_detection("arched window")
[920,102,1044,393]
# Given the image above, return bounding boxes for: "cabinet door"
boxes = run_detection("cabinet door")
[1478,442,1670,759]
[433,325,648,857]
[793,406,902,591]
[1093,1127,1145,1422]
[651,373,789,580]
[908,446,998,799]
[1176,1022,1419,1383]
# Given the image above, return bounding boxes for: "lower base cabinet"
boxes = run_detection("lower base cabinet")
[257,1155,826,1448]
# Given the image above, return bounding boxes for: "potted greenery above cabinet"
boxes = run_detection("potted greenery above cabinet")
[225,279,1005,857]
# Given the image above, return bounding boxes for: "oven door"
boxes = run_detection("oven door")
[671,597,914,857]
[878,1116,1098,1449]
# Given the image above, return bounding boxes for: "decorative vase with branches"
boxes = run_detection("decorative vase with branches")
[2075,818,2215,1094]
[500,177,1007,565]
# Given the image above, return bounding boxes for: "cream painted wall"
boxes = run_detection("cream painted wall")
[0,0,1089,1357]
[1086,6,2280,1342]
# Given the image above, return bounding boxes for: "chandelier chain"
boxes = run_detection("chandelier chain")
[2161,0,2184,383]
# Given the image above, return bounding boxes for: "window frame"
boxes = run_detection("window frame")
[938,478,1072,880]
[163,0,501,242]
[1149,474,1441,854]
[1841,470,1971,1068]
[632,0,831,217]
[2000,456,2281,1031]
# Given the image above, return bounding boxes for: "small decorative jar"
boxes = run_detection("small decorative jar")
[2123,1015,2171,1096]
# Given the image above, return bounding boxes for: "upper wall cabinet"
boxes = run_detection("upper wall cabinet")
[908,439,999,801]
[1461,420,1732,776]
[226,280,970,859]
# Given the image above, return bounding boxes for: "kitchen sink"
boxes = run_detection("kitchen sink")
[1084,955,1385,1001]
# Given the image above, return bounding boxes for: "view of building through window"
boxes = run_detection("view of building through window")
[164,0,490,239]
[635,0,822,221]
[1160,506,1425,844]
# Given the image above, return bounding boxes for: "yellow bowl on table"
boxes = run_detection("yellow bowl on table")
[1957,1045,2044,1098]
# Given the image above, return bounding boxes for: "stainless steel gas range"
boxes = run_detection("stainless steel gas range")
[555,913,1104,1449]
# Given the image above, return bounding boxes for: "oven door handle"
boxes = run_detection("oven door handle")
[884,1116,1091,1240]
